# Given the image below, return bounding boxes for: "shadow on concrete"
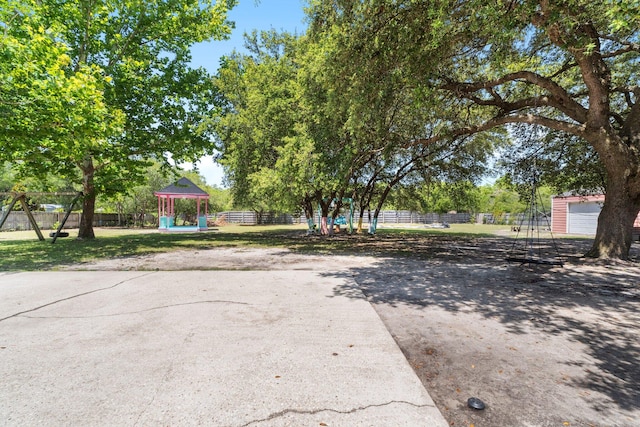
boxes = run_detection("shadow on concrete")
[324,236,640,416]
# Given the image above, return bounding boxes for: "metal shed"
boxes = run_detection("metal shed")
[551,194,640,235]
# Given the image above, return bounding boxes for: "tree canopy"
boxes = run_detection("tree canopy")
[1,0,236,238]
[304,0,640,258]
[215,26,496,234]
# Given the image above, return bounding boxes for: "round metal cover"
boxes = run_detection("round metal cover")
[467,397,486,410]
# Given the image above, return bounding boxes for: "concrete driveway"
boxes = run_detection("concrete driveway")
[0,271,447,426]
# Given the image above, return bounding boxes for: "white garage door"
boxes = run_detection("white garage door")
[567,201,602,234]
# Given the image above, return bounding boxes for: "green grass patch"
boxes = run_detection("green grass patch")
[0,226,315,271]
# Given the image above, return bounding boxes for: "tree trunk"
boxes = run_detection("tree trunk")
[369,182,397,234]
[254,208,264,225]
[357,200,370,234]
[301,196,316,232]
[318,197,332,235]
[585,124,640,259]
[586,174,640,260]
[327,198,343,236]
[78,157,96,239]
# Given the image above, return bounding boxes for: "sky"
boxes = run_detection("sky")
[181,0,309,187]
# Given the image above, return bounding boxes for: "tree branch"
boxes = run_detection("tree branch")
[108,18,147,68]
[549,60,578,79]
[440,71,589,123]
[75,0,94,70]
[599,36,640,58]
[408,114,587,148]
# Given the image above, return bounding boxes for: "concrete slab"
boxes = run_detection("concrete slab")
[0,271,447,426]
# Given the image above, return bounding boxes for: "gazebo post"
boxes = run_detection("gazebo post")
[197,196,206,230]
[157,196,162,228]
[157,194,165,229]
[170,197,175,227]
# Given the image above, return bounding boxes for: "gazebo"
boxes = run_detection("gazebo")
[155,177,209,232]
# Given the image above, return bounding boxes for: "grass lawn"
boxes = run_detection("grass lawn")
[0,223,530,271]
[0,225,293,271]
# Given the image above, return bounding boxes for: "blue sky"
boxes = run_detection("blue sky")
[182,0,309,187]
[191,0,308,73]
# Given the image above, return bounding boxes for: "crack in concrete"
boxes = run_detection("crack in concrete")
[240,400,435,426]
[0,272,155,322]
[20,300,249,319]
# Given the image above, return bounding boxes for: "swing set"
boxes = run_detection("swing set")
[506,169,563,267]
[0,191,84,244]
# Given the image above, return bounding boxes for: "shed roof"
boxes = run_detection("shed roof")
[155,177,209,197]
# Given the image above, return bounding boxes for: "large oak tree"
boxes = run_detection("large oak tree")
[308,0,640,259]
[1,0,235,238]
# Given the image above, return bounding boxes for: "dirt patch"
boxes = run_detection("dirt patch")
[346,258,640,427]
[62,234,640,426]
[61,246,380,272]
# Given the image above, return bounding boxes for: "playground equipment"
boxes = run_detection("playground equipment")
[0,191,83,243]
[314,197,354,235]
[506,173,563,266]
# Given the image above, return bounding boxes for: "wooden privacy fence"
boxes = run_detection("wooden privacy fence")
[0,212,130,231]
[214,210,473,225]
[214,211,306,225]
[373,211,472,224]
[1,210,475,230]
[477,212,552,228]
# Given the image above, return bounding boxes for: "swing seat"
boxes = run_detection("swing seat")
[49,231,69,238]
[506,257,563,266]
